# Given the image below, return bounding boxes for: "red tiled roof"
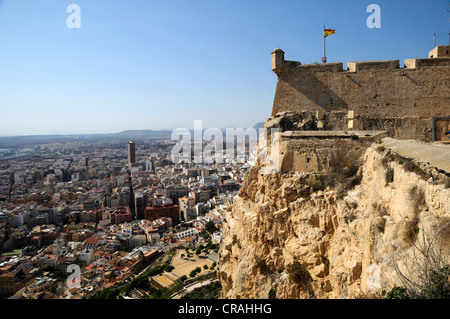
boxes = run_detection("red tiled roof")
[84,236,101,244]
[0,265,12,272]
[56,257,66,263]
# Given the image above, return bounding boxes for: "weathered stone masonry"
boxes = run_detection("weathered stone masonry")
[270,46,450,140]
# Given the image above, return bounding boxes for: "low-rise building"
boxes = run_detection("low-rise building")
[22,276,57,299]
[145,204,180,224]
[78,249,95,264]
[111,206,132,225]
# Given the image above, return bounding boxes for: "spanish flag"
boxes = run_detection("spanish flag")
[324,29,336,38]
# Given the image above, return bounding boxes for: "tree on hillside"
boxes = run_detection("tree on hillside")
[205,221,218,234]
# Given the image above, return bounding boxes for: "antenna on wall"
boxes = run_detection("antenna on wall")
[434,32,436,47]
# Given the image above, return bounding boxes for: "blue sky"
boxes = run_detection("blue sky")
[0,0,448,136]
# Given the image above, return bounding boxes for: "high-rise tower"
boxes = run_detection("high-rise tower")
[128,141,136,165]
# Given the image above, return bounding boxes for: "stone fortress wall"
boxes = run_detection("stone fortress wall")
[270,46,450,141]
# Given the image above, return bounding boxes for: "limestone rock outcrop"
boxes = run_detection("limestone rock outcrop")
[218,139,450,299]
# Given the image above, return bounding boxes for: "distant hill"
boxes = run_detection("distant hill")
[0,123,265,147]
[112,129,173,139]
[0,130,173,147]
[252,122,265,130]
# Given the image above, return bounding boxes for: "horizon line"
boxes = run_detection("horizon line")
[0,122,267,139]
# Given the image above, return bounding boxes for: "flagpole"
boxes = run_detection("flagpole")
[323,25,327,63]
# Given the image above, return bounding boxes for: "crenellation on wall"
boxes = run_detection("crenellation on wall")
[347,60,400,72]
[404,57,450,69]
[274,49,450,74]
[283,56,450,72]
[403,59,418,69]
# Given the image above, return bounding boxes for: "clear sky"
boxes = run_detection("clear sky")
[0,0,448,136]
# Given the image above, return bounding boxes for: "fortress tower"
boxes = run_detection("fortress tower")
[428,44,450,58]
[271,47,285,76]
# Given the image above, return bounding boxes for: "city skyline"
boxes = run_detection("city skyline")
[0,0,449,136]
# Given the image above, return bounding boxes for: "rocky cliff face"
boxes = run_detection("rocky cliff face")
[218,139,450,299]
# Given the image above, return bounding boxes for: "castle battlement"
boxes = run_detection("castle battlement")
[273,55,450,73]
[270,45,450,141]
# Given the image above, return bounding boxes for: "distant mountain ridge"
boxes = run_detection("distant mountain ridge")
[0,123,266,147]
